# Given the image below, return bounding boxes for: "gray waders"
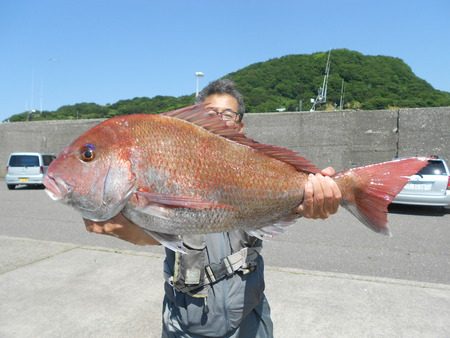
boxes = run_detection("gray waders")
[162,231,273,337]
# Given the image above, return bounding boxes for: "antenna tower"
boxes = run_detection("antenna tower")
[310,50,331,112]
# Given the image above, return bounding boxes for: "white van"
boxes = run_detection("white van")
[5,152,56,190]
[392,158,450,208]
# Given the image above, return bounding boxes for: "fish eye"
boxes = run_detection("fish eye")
[80,144,96,162]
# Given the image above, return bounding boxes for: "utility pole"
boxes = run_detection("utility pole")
[339,79,345,110]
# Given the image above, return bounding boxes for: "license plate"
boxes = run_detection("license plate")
[19,178,29,183]
[405,183,432,191]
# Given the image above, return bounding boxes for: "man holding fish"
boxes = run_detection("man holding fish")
[45,79,426,337]
[83,79,342,337]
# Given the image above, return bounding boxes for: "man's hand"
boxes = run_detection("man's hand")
[84,213,159,246]
[296,167,342,219]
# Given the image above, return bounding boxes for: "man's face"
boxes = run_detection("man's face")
[203,93,243,131]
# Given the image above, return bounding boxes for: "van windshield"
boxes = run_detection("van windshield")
[9,155,40,167]
[42,155,55,166]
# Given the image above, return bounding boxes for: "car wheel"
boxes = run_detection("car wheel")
[7,184,16,190]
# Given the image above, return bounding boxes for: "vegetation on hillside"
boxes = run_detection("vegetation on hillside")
[229,49,450,112]
[5,49,450,122]
[8,95,195,122]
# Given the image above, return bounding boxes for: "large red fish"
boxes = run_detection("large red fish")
[44,105,428,251]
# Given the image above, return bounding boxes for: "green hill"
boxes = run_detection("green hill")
[6,49,450,121]
[229,49,450,112]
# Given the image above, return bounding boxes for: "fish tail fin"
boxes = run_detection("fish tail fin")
[334,157,429,235]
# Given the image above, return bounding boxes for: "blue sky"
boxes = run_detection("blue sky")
[1,0,449,121]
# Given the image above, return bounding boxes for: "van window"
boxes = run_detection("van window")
[417,160,447,176]
[42,155,55,166]
[9,155,40,167]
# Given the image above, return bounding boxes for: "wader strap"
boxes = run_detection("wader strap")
[204,246,260,284]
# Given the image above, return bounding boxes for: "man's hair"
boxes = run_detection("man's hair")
[196,79,245,121]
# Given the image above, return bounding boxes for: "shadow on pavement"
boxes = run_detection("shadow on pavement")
[388,203,450,217]
[8,184,45,190]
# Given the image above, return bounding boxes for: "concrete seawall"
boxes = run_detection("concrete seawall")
[1,106,449,175]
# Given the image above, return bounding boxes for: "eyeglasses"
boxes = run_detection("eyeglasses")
[209,108,243,122]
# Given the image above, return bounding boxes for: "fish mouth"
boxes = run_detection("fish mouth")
[43,174,73,202]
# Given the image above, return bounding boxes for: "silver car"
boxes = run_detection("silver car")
[392,158,450,208]
[5,152,56,190]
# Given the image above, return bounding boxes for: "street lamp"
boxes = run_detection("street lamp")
[195,71,204,97]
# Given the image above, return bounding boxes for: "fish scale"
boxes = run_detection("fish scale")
[126,115,306,234]
[132,115,305,209]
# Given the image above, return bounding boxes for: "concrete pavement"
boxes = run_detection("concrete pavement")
[1,235,449,338]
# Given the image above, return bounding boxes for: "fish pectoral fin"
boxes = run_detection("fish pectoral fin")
[135,204,172,220]
[134,191,234,210]
[246,224,288,240]
[246,215,298,240]
[142,229,186,253]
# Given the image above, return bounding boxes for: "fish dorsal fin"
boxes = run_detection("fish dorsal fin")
[161,104,240,138]
[162,104,320,174]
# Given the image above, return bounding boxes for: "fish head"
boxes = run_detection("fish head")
[44,118,137,221]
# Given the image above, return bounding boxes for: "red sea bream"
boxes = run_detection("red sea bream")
[44,105,429,251]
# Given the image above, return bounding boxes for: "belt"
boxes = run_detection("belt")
[169,246,261,294]
[204,246,260,284]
